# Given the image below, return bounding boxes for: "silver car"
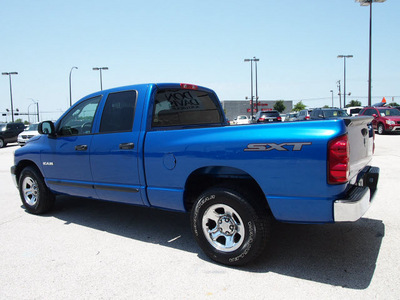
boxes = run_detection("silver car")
[18,123,39,146]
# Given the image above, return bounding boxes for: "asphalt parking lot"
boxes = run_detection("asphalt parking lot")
[1,134,399,299]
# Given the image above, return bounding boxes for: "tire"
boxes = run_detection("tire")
[377,123,385,135]
[0,138,5,148]
[191,185,270,266]
[19,166,55,214]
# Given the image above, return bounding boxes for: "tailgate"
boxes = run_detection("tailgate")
[343,116,374,182]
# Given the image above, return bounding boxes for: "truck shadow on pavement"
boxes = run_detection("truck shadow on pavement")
[49,196,384,290]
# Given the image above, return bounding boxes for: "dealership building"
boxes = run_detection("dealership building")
[221,100,293,121]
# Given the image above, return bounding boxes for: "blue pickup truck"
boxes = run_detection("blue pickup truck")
[11,83,379,265]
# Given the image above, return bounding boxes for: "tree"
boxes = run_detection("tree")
[15,118,23,123]
[293,101,306,112]
[323,105,330,108]
[346,100,362,107]
[390,102,399,107]
[273,100,286,113]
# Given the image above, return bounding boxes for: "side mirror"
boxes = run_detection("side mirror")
[372,114,378,118]
[38,121,56,137]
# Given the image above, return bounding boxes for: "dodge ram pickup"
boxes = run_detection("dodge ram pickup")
[11,83,379,265]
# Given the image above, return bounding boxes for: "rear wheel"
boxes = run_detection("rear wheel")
[19,166,55,214]
[377,123,385,135]
[191,185,270,266]
[0,138,5,148]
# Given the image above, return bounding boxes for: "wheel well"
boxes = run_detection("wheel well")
[183,166,269,212]
[15,160,42,185]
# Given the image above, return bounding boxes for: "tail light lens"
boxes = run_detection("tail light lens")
[277,117,282,121]
[258,118,265,122]
[305,116,310,120]
[328,134,349,184]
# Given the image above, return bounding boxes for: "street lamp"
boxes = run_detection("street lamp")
[92,67,108,90]
[244,57,260,119]
[69,66,78,107]
[330,90,334,107]
[28,98,40,123]
[2,72,18,122]
[355,0,386,106]
[254,57,259,113]
[337,55,353,107]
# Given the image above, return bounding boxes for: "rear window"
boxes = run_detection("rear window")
[324,110,348,118]
[152,89,223,127]
[261,111,279,117]
[349,108,362,116]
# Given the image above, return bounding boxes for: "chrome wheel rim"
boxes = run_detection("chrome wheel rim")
[202,204,245,252]
[22,176,39,206]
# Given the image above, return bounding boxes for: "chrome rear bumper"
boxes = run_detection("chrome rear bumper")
[334,166,379,222]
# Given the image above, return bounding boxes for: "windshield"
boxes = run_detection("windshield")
[379,109,400,116]
[324,110,348,118]
[26,124,39,131]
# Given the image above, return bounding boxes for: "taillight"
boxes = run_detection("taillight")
[258,118,265,122]
[328,134,349,184]
[277,117,282,121]
[180,83,198,90]
[305,116,310,120]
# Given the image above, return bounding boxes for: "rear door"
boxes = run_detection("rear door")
[90,90,144,205]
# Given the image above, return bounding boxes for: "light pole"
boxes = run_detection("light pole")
[92,67,108,90]
[244,57,259,119]
[254,57,259,113]
[28,98,39,123]
[2,72,18,122]
[355,0,386,106]
[337,80,342,108]
[337,55,353,107]
[330,90,334,107]
[69,66,78,107]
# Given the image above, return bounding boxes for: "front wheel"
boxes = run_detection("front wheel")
[377,123,385,135]
[19,166,55,214]
[191,186,270,266]
[0,138,5,148]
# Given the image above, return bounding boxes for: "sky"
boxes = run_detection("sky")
[1,0,399,122]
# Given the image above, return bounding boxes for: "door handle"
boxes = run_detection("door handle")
[75,145,88,151]
[119,143,134,150]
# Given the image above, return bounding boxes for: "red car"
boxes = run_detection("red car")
[358,107,400,134]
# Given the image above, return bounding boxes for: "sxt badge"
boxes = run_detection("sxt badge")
[244,142,312,152]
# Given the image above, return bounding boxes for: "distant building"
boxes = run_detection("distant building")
[221,100,293,121]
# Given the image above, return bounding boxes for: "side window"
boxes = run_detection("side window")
[58,96,101,136]
[99,90,137,133]
[152,89,223,127]
[364,109,376,116]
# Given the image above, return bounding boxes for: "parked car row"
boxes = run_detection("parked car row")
[295,106,400,135]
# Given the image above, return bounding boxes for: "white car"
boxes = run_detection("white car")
[18,123,39,146]
[235,115,251,125]
[346,106,364,116]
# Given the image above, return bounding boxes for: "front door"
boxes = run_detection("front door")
[41,96,101,198]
